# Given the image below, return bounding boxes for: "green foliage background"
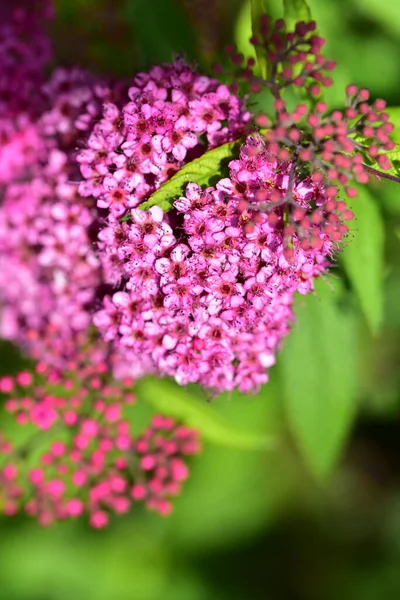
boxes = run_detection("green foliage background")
[1,0,400,598]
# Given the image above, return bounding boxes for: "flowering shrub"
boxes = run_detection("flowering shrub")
[0,0,399,524]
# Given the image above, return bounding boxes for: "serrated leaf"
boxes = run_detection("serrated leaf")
[135,377,276,451]
[281,280,357,478]
[379,146,400,180]
[349,125,400,180]
[283,0,312,30]
[341,184,384,334]
[250,0,270,79]
[139,140,242,212]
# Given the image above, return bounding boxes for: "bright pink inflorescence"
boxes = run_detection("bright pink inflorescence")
[0,366,200,526]
[0,0,53,184]
[93,136,344,393]
[0,0,53,117]
[0,58,249,370]
[0,68,116,365]
[82,19,398,393]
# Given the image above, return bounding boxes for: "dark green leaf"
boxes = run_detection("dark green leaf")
[281,279,357,478]
[123,0,197,69]
[139,140,242,212]
[135,377,276,450]
[283,0,312,30]
[341,184,384,334]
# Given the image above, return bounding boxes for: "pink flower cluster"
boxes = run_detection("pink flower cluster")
[257,88,394,201]
[77,59,250,217]
[0,0,53,184]
[0,0,53,117]
[0,68,112,366]
[224,17,395,198]
[93,136,345,393]
[0,55,250,374]
[0,365,200,526]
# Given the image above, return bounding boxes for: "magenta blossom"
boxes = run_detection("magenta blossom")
[92,137,348,393]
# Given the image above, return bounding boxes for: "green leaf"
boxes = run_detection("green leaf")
[250,0,270,79]
[135,377,276,450]
[341,185,384,334]
[348,121,400,179]
[139,140,242,212]
[235,0,258,69]
[280,279,357,478]
[376,145,400,178]
[283,0,312,30]
[352,0,400,37]
[122,0,197,69]
[168,379,299,551]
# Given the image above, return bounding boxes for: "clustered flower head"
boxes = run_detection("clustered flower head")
[93,136,344,393]
[86,18,399,394]
[0,0,53,117]
[0,0,53,184]
[0,67,113,366]
[0,50,250,371]
[0,363,200,526]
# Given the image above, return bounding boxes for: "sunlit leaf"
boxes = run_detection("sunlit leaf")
[341,184,384,334]
[235,0,258,70]
[385,107,400,144]
[283,0,312,30]
[250,0,270,79]
[139,140,242,211]
[352,0,400,37]
[136,377,276,450]
[281,279,357,478]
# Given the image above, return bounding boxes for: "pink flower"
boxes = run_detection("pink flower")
[155,244,190,285]
[90,510,109,528]
[30,402,58,430]
[67,498,84,517]
[163,277,203,309]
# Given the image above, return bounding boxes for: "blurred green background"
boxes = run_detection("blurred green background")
[1,0,400,598]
